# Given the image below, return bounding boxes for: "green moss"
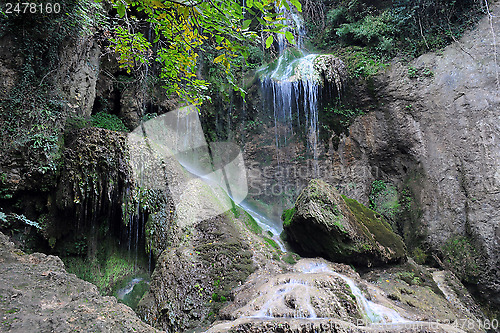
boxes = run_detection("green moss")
[263,237,279,250]
[195,232,255,318]
[91,112,128,132]
[342,195,406,259]
[442,236,483,283]
[242,211,262,234]
[282,253,299,265]
[281,207,296,227]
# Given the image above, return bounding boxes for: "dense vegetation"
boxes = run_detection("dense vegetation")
[303,0,485,77]
[0,0,104,182]
[107,0,301,104]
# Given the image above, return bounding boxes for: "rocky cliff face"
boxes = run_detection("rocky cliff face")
[332,3,500,305]
[240,2,500,308]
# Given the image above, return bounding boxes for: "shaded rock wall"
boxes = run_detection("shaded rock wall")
[334,4,500,304]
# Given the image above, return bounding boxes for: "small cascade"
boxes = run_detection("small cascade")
[247,260,407,324]
[238,201,287,252]
[295,261,407,324]
[251,279,317,319]
[115,276,150,310]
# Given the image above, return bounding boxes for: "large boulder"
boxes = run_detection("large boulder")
[283,179,406,266]
[136,211,257,333]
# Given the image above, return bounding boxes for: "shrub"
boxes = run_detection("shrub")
[442,236,483,283]
[369,180,400,220]
[412,247,428,264]
[304,0,484,60]
[91,112,128,132]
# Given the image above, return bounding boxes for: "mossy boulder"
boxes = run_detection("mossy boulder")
[136,211,255,332]
[282,179,406,267]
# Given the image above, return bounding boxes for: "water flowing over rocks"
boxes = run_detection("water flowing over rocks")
[207,258,483,333]
[330,3,500,305]
[283,180,406,267]
[206,318,467,333]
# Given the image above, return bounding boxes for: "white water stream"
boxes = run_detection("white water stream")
[297,261,407,324]
[250,261,408,324]
[259,5,322,178]
[116,277,145,300]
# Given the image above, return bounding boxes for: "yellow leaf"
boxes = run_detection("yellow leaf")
[213,54,225,64]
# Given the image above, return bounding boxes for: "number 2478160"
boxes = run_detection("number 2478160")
[4,3,61,14]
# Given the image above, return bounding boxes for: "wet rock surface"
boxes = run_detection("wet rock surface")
[0,232,162,333]
[283,180,406,267]
[206,317,467,333]
[208,258,482,333]
[136,211,263,333]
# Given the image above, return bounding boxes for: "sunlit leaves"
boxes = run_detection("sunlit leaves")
[289,0,301,12]
[107,0,301,104]
[265,35,274,48]
[111,27,151,71]
[242,19,252,30]
[285,30,295,44]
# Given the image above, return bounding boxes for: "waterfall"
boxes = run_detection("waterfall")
[295,261,407,324]
[260,5,322,178]
[245,260,408,323]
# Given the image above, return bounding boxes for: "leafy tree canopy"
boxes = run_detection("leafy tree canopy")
[107,0,301,104]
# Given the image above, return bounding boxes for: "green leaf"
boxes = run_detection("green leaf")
[289,0,302,12]
[281,0,290,11]
[265,35,274,48]
[242,19,252,30]
[116,2,126,17]
[285,31,295,44]
[256,16,266,25]
[246,0,253,8]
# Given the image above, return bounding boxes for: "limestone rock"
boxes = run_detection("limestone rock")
[206,317,467,333]
[283,179,406,266]
[0,231,162,333]
[208,258,479,333]
[136,212,256,333]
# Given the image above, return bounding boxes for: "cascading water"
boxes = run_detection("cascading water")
[248,260,407,324]
[296,261,407,324]
[260,6,322,178]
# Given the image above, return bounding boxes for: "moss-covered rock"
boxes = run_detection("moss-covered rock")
[283,179,406,267]
[136,211,256,332]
